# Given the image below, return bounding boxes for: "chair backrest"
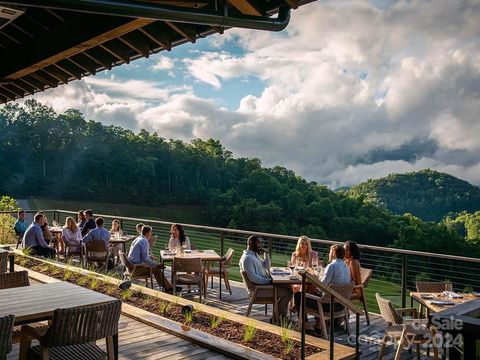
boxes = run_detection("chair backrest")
[240,270,255,292]
[118,250,133,271]
[43,300,122,347]
[375,293,403,325]
[360,267,373,287]
[0,314,14,357]
[173,257,202,274]
[223,248,235,266]
[85,240,108,253]
[320,281,355,304]
[0,270,30,289]
[416,281,446,293]
[0,251,7,274]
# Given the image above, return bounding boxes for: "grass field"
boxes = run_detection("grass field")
[26,198,207,225]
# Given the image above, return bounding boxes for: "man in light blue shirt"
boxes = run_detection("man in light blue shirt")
[22,213,56,258]
[239,235,292,320]
[82,217,111,248]
[14,210,28,235]
[127,225,178,293]
[321,245,352,286]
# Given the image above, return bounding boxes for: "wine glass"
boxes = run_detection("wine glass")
[182,243,188,253]
[52,220,58,227]
[312,258,318,272]
[445,282,453,292]
[287,261,295,275]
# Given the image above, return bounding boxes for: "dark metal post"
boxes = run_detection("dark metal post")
[401,255,408,308]
[220,232,224,256]
[300,272,306,360]
[219,232,224,299]
[330,296,334,360]
[355,313,360,359]
[268,237,272,256]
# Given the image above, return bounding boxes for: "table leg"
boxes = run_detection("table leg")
[9,254,14,273]
[274,285,278,324]
[219,260,222,300]
[113,332,119,360]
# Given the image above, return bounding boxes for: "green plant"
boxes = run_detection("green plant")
[63,269,72,281]
[243,321,256,343]
[159,300,171,314]
[89,277,100,290]
[279,317,296,343]
[77,275,88,286]
[462,286,473,294]
[209,315,223,330]
[284,338,295,355]
[121,288,134,301]
[22,247,33,257]
[184,310,193,324]
[105,284,117,295]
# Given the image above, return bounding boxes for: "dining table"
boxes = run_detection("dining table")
[410,291,478,314]
[160,249,224,298]
[109,235,135,254]
[0,281,120,359]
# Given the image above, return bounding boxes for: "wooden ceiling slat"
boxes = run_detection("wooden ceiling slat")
[30,71,59,88]
[1,84,22,98]
[139,23,172,51]
[0,86,16,101]
[43,65,70,83]
[0,30,22,46]
[21,75,45,91]
[0,15,155,81]
[54,61,83,80]
[15,78,36,94]
[69,54,98,75]
[165,22,196,43]
[101,39,131,63]
[118,31,151,58]
[84,47,115,70]
[229,0,263,15]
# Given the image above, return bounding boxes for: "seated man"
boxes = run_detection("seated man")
[81,209,95,236]
[127,225,179,294]
[14,210,28,236]
[294,244,352,334]
[82,217,110,248]
[239,235,292,322]
[22,213,56,258]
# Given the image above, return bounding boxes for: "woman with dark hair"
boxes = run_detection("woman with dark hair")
[168,224,191,251]
[344,241,362,296]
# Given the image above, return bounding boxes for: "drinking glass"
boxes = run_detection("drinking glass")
[312,258,318,272]
[445,282,453,292]
[52,220,58,227]
[287,261,295,274]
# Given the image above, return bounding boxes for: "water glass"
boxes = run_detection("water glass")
[445,282,453,292]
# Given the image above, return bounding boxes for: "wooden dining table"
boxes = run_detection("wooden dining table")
[109,235,135,254]
[160,249,224,298]
[270,268,303,323]
[0,281,120,359]
[410,291,478,314]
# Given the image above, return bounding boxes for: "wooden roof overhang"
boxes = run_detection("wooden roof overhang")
[0,0,316,104]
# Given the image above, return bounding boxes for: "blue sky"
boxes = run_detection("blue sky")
[26,0,480,188]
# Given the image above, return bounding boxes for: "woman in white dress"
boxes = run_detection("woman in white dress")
[62,216,82,255]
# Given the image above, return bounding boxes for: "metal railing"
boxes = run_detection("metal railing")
[3,209,480,311]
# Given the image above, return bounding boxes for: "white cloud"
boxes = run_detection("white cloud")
[25,0,480,188]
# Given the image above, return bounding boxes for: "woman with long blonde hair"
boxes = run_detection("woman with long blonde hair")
[291,235,318,268]
[61,216,82,254]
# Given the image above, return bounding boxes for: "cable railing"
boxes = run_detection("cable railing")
[3,209,480,312]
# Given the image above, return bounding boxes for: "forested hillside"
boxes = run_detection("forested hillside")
[347,170,480,221]
[1,100,478,257]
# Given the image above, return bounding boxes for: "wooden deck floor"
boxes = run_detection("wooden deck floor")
[8,314,230,360]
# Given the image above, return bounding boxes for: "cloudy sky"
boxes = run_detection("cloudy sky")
[25,0,480,188]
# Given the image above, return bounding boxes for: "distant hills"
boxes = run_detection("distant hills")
[347,169,480,221]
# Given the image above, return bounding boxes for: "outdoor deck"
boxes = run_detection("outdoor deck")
[8,313,229,360]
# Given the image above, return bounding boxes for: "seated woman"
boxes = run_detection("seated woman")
[62,216,82,254]
[344,241,362,297]
[290,236,319,294]
[168,224,191,251]
[110,219,124,237]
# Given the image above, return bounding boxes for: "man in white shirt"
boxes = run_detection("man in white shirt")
[239,235,292,322]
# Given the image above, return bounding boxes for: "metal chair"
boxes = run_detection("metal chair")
[302,281,355,339]
[84,240,112,273]
[0,314,14,360]
[0,251,8,275]
[375,293,439,360]
[351,267,373,324]
[203,248,234,296]
[118,250,154,289]
[172,257,203,302]
[14,227,23,249]
[19,300,122,360]
[240,270,274,317]
[63,240,84,267]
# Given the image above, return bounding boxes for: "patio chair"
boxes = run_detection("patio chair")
[172,257,203,302]
[0,251,7,274]
[240,270,275,317]
[64,242,84,267]
[203,248,234,296]
[301,281,355,340]
[351,267,373,325]
[19,300,122,360]
[375,293,439,360]
[0,314,15,360]
[84,240,112,273]
[118,250,154,289]
[416,281,447,318]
